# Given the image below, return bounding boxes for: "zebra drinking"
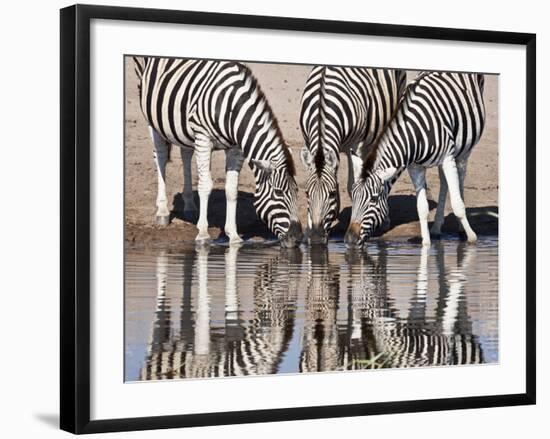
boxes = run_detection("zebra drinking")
[299,66,406,244]
[134,57,303,247]
[345,71,486,247]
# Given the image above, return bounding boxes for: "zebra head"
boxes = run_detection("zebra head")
[300,147,340,245]
[345,172,389,248]
[250,157,303,248]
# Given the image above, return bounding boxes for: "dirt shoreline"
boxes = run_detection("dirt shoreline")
[124,59,498,247]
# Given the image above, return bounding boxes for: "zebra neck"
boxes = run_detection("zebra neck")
[371,151,404,190]
[243,131,287,164]
[250,141,294,186]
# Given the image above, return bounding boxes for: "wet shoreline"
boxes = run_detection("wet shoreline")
[125,205,498,250]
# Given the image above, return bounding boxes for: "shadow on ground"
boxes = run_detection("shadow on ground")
[127,192,498,246]
[171,189,275,240]
[331,194,498,238]
[439,205,499,236]
[331,195,437,236]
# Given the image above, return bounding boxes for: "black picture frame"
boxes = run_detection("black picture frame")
[60,4,536,434]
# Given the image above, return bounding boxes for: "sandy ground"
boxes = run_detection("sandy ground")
[124,58,498,246]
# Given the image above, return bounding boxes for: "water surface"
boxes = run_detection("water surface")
[125,238,498,381]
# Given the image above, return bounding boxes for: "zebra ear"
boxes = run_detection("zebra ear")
[375,167,396,182]
[250,159,273,176]
[300,148,313,169]
[325,148,338,171]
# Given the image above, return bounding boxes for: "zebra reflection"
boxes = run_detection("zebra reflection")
[138,242,484,379]
[363,242,484,369]
[299,247,342,372]
[139,245,301,380]
[299,242,483,372]
[298,244,392,372]
[230,247,301,376]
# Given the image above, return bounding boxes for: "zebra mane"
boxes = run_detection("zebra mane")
[314,146,325,176]
[360,146,377,179]
[360,117,392,180]
[236,62,296,176]
[360,90,406,179]
[314,67,328,177]
[360,71,436,180]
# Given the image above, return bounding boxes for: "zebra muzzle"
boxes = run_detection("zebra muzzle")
[306,226,328,245]
[280,221,303,248]
[344,222,362,248]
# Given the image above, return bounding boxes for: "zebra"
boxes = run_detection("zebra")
[299,66,406,244]
[133,57,302,246]
[345,71,486,247]
[139,245,301,380]
[298,242,483,372]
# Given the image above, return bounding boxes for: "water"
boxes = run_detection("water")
[125,237,498,381]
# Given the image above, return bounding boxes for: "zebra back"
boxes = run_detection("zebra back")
[135,57,295,173]
[363,71,486,177]
[300,66,406,164]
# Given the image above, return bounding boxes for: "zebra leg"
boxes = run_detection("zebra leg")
[441,157,477,243]
[225,245,239,327]
[225,148,244,244]
[431,166,448,237]
[179,146,198,221]
[456,159,469,237]
[194,134,213,243]
[195,245,211,356]
[409,244,429,322]
[408,166,431,246]
[150,127,171,226]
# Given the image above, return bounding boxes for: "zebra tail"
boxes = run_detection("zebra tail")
[477,74,485,93]
[132,56,145,79]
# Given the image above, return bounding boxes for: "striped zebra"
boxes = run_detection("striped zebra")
[299,66,406,244]
[139,245,301,380]
[345,71,486,247]
[134,57,302,246]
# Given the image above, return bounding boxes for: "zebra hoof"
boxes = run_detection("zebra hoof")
[195,234,211,246]
[155,215,170,226]
[430,232,442,240]
[458,231,468,241]
[229,235,244,245]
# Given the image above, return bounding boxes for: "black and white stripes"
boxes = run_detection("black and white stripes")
[345,71,486,247]
[134,58,488,249]
[137,243,484,380]
[299,66,406,243]
[135,57,302,246]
